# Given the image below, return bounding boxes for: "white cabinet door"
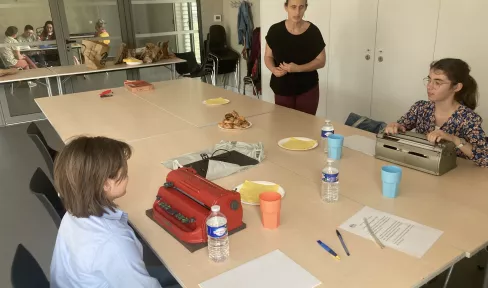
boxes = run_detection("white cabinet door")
[434,0,488,131]
[326,0,379,123]
[260,0,331,117]
[371,0,440,123]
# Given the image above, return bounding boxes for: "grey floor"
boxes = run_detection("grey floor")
[0,121,486,287]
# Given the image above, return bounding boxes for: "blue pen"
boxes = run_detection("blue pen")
[317,240,341,261]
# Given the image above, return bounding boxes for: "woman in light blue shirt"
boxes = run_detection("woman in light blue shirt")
[50,136,180,288]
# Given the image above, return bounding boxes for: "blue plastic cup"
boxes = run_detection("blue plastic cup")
[381,166,402,198]
[327,134,344,160]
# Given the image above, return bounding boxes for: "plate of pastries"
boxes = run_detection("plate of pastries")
[218,111,252,130]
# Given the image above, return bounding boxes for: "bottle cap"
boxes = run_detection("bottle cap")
[211,205,220,212]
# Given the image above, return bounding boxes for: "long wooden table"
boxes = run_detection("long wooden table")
[132,78,276,127]
[35,79,488,287]
[35,86,193,142]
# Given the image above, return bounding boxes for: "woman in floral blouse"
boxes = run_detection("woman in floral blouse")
[385,58,488,167]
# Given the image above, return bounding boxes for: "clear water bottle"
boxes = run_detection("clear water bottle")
[206,205,229,262]
[321,159,339,203]
[321,120,335,153]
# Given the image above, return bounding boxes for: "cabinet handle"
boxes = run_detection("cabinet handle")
[365,54,371,60]
[378,56,384,62]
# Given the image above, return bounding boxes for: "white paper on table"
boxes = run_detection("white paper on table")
[199,250,321,288]
[339,206,443,258]
[343,135,376,156]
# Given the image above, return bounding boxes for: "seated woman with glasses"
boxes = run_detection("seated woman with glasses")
[385,58,488,167]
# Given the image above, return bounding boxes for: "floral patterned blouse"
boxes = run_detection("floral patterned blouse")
[397,100,488,167]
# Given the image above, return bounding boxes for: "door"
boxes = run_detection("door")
[370,0,440,123]
[326,0,378,123]
[434,0,488,131]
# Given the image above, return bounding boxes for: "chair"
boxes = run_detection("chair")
[30,167,65,228]
[11,244,50,288]
[27,122,57,176]
[174,50,216,85]
[207,25,240,88]
[174,52,199,77]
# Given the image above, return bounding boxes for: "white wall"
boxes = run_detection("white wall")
[201,0,224,37]
[260,0,330,117]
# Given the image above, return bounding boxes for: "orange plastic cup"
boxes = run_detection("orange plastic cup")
[259,191,282,229]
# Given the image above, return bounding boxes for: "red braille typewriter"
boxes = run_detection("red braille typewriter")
[152,167,244,244]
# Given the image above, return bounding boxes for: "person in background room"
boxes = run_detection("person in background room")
[94,19,110,45]
[17,25,46,66]
[17,25,39,44]
[50,136,181,288]
[264,0,326,115]
[1,26,37,69]
[40,20,55,40]
[385,58,488,167]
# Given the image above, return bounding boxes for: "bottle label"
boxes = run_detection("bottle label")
[207,224,227,238]
[322,172,339,183]
[321,129,335,138]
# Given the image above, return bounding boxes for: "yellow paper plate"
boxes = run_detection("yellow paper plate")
[234,181,285,205]
[278,137,318,151]
[203,97,230,105]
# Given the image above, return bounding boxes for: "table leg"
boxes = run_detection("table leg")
[45,77,52,97]
[443,265,454,288]
[172,64,176,80]
[57,76,63,95]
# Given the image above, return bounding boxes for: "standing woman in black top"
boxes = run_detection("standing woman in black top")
[264,0,326,115]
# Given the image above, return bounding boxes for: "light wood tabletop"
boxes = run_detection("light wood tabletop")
[0,68,56,84]
[38,80,488,287]
[35,86,194,142]
[132,78,277,127]
[247,110,488,257]
[120,130,464,288]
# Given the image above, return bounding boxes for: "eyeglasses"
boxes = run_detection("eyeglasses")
[423,77,451,89]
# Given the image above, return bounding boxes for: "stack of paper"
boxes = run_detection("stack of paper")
[339,206,443,258]
[199,250,321,288]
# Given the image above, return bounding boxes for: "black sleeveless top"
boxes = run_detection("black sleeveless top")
[265,20,326,96]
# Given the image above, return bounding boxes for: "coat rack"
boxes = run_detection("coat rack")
[230,0,252,8]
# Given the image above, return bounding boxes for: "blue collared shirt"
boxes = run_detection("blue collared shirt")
[50,208,161,288]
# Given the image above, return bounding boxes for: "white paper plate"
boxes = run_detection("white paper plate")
[125,61,143,66]
[203,98,230,105]
[218,121,252,130]
[233,181,285,205]
[278,137,318,151]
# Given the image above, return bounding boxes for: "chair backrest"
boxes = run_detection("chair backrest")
[30,167,65,227]
[174,52,199,75]
[11,244,50,288]
[26,123,57,176]
[208,25,228,52]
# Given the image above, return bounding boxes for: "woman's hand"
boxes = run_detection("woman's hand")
[426,130,455,143]
[272,67,287,78]
[385,123,406,134]
[279,62,300,73]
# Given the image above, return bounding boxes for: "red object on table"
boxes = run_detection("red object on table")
[99,89,113,98]
[152,167,244,244]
